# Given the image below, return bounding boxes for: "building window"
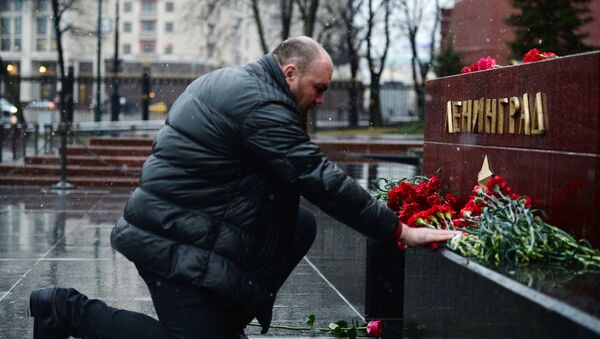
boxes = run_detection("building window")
[123,22,131,32]
[124,1,132,12]
[13,16,21,51]
[36,0,49,11]
[36,17,47,35]
[35,17,50,51]
[123,44,131,54]
[1,0,22,11]
[164,43,172,54]
[165,22,173,32]
[141,1,156,12]
[140,40,155,54]
[165,2,174,12]
[0,18,10,51]
[141,20,155,32]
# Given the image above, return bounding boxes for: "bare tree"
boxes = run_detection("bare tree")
[50,0,80,123]
[295,0,320,37]
[182,1,246,59]
[251,0,270,53]
[336,0,364,127]
[399,0,441,120]
[280,0,294,40]
[365,0,391,127]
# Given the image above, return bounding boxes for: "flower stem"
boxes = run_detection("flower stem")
[247,322,368,333]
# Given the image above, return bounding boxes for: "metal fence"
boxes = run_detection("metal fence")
[3,72,417,128]
[315,81,418,128]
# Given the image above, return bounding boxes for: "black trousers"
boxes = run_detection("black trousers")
[76,207,317,339]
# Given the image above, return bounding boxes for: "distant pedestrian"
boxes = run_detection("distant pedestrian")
[29,36,459,339]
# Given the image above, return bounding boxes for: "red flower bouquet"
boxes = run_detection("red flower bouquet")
[378,174,600,271]
[379,176,460,250]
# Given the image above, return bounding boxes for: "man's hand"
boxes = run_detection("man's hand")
[398,223,460,247]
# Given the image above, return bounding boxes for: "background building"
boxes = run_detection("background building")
[0,0,266,107]
[441,0,600,65]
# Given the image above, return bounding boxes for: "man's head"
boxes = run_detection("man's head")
[272,36,333,114]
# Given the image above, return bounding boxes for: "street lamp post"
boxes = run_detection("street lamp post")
[110,0,120,122]
[51,63,75,190]
[95,0,102,122]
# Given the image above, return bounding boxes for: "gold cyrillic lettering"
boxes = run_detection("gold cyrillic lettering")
[485,98,497,134]
[520,93,531,135]
[509,96,520,134]
[461,100,472,132]
[498,98,508,134]
[531,92,546,135]
[452,101,462,133]
[446,101,453,133]
[472,98,484,133]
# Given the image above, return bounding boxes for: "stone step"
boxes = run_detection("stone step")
[90,137,153,147]
[0,175,138,187]
[63,145,151,157]
[25,155,147,167]
[0,164,141,177]
[88,137,422,154]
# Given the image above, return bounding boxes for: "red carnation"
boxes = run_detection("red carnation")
[524,48,557,63]
[524,196,532,209]
[387,187,403,212]
[523,48,541,63]
[426,194,441,206]
[367,320,382,337]
[427,176,440,191]
[445,193,457,207]
[461,66,471,74]
[476,56,497,71]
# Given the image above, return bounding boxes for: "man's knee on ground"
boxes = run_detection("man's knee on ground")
[297,207,317,248]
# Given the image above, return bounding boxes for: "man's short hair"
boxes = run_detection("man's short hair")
[272,36,324,72]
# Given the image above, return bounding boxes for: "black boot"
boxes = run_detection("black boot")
[30,288,70,339]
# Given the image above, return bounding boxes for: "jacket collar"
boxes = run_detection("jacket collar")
[256,54,306,128]
[258,54,295,101]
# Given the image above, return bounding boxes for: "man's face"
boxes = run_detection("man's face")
[282,55,333,114]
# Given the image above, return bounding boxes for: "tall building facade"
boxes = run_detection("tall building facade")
[0,0,267,104]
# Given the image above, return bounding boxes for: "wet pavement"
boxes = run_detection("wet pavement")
[0,161,417,338]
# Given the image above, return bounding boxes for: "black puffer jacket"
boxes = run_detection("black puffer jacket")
[110,54,398,309]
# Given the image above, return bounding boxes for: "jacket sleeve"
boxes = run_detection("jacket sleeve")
[241,103,398,241]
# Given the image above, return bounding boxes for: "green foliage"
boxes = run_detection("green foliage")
[374,175,429,202]
[389,121,424,135]
[433,42,463,77]
[506,0,597,58]
[450,188,600,271]
[305,314,315,329]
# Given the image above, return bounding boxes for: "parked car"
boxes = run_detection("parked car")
[1,97,18,124]
[149,101,168,114]
[89,97,137,115]
[24,100,58,125]
[25,100,56,111]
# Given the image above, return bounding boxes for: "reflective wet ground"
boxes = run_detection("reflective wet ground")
[0,161,416,338]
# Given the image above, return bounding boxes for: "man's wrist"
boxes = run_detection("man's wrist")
[391,221,403,241]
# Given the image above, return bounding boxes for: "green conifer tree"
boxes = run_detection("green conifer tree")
[433,41,463,77]
[506,0,596,59]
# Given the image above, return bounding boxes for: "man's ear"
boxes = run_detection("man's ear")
[282,64,298,81]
